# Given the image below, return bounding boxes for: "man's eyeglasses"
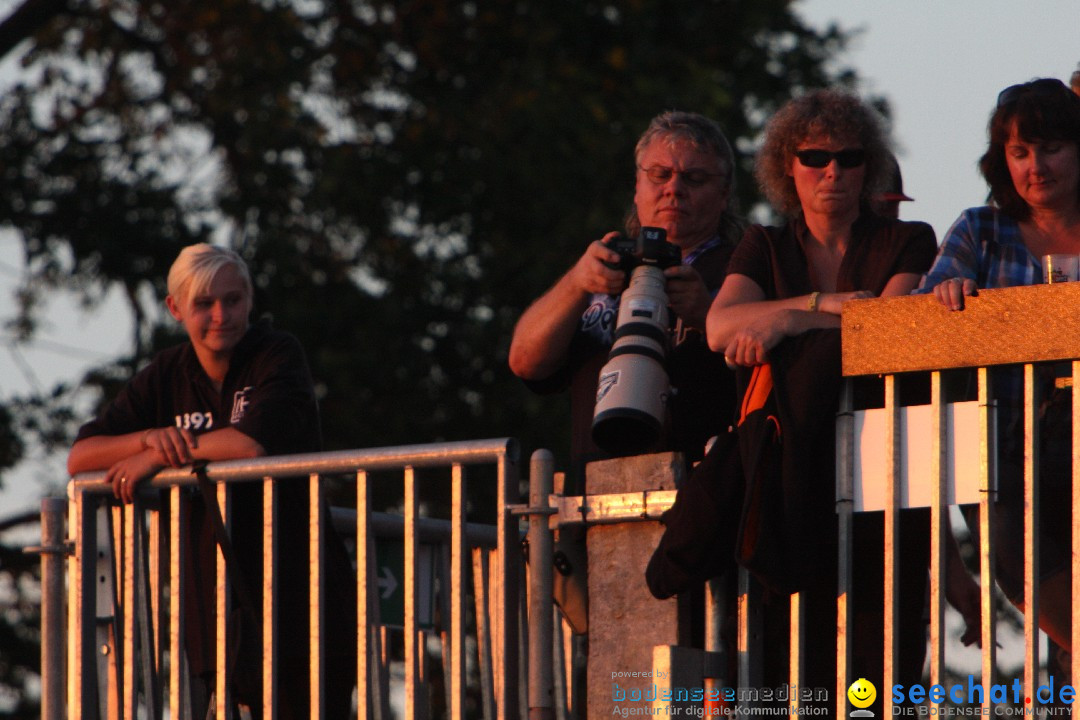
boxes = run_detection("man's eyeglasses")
[794,149,866,169]
[996,78,1069,108]
[638,165,724,187]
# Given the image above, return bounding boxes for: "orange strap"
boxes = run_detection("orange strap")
[738,363,774,426]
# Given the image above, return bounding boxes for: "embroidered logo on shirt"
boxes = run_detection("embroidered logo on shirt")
[230,387,253,424]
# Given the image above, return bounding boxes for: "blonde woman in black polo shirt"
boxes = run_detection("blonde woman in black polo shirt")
[68,243,353,720]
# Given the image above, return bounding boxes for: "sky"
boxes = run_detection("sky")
[1,1,1079,522]
[796,0,1080,238]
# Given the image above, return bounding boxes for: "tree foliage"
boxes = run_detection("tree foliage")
[0,0,858,462]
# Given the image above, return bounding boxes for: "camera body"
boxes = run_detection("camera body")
[603,226,682,275]
[591,226,680,454]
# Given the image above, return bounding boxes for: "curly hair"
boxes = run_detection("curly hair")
[979,78,1080,220]
[625,111,745,246]
[755,89,891,216]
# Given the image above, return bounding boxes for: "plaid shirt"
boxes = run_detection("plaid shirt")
[915,205,1046,408]
[915,205,1041,292]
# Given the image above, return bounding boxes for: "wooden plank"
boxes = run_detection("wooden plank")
[842,283,1080,376]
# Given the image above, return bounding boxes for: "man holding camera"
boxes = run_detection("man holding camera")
[510,111,744,486]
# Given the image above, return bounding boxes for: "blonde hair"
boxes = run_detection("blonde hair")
[166,243,252,306]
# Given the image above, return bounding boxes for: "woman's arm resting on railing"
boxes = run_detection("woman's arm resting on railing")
[69,427,265,503]
[706,273,872,365]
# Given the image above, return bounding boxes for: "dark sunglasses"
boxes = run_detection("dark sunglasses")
[794,148,866,169]
[996,78,1069,108]
[638,165,724,187]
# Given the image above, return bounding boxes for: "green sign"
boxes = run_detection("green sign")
[373,538,435,629]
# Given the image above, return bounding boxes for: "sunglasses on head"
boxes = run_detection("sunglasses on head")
[996,78,1069,108]
[794,148,866,169]
[638,165,724,187]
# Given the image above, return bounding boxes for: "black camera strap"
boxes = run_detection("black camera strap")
[191,460,259,624]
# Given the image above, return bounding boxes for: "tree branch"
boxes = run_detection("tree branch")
[0,0,68,61]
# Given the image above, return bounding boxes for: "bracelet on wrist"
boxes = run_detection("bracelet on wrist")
[808,291,821,313]
[140,429,152,450]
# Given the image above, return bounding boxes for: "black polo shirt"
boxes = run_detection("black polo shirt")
[75,320,321,455]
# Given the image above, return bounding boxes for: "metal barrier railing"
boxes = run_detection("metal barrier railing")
[41,437,526,720]
[841,282,1080,716]
[523,282,1080,718]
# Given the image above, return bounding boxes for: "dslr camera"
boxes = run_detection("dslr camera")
[591,226,681,453]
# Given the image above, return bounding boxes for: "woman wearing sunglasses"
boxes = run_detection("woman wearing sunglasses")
[701,89,938,692]
[919,77,1080,653]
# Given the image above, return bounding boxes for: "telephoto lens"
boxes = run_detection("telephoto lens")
[591,227,678,453]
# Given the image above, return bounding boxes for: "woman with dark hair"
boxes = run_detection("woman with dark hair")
[920,77,1080,651]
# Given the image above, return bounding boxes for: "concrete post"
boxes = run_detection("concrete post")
[585,452,686,716]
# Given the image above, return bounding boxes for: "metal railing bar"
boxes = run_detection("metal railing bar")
[70,438,520,494]
[263,475,279,720]
[309,472,325,720]
[928,371,946,684]
[883,374,900,716]
[169,486,188,720]
[451,463,467,718]
[1073,360,1080,713]
[149,508,164,699]
[123,504,137,719]
[736,569,762,711]
[788,592,803,715]
[356,470,371,720]
[214,481,230,719]
[134,506,161,719]
[835,380,854,720]
[1022,363,1039,701]
[472,546,496,720]
[71,493,95,719]
[496,451,522,720]
[404,466,420,719]
[977,367,997,716]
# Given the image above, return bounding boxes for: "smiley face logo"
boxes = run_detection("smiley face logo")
[847,677,877,709]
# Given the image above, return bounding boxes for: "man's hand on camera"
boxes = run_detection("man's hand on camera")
[664,265,710,330]
[569,235,626,296]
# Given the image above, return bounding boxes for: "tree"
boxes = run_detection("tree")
[0,0,859,460]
